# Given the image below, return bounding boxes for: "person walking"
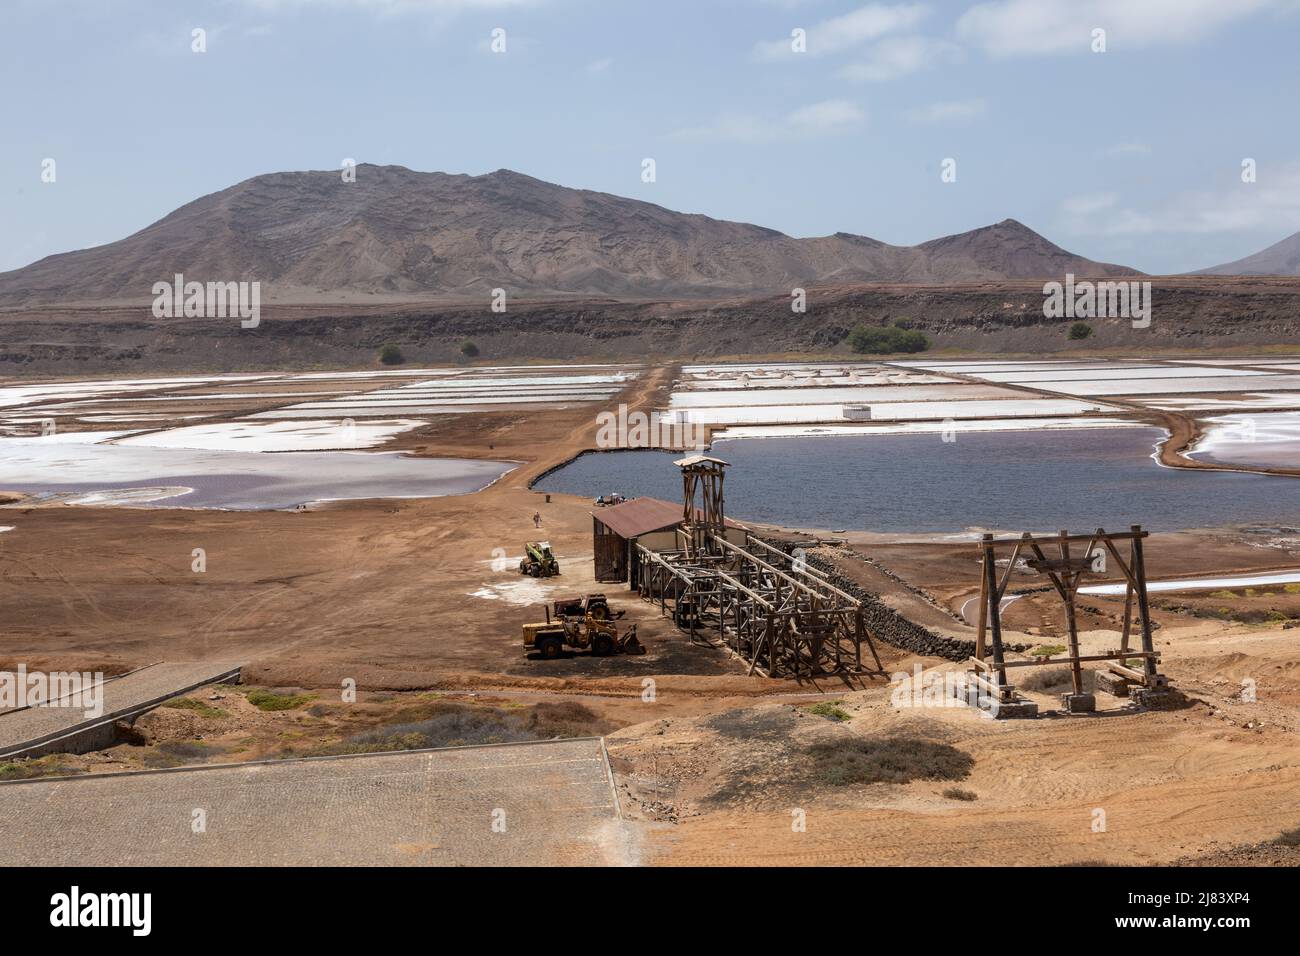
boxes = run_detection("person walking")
[533,511,541,528]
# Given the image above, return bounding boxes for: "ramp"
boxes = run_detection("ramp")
[0,660,243,759]
[0,738,629,866]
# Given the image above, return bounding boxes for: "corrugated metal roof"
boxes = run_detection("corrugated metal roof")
[672,454,729,467]
[591,496,741,539]
[591,497,684,538]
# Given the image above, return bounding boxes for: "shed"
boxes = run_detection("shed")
[591,496,746,583]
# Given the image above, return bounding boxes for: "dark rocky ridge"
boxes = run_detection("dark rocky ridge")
[3,277,1299,375]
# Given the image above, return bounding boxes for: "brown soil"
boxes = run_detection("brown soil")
[3,364,1300,865]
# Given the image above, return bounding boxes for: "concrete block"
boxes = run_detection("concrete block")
[1061,692,1096,714]
[990,699,1039,719]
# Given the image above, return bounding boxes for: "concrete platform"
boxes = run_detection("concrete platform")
[0,738,632,866]
[0,661,243,759]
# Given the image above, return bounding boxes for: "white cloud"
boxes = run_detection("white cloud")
[840,35,961,82]
[1104,143,1152,157]
[754,3,930,60]
[242,0,538,15]
[908,98,987,124]
[585,57,613,74]
[957,0,1280,57]
[670,99,864,143]
[1062,192,1118,216]
[787,99,866,131]
[1059,164,1300,236]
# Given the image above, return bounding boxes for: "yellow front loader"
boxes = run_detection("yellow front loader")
[523,609,645,660]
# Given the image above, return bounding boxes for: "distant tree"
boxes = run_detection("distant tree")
[378,343,405,365]
[460,340,480,358]
[846,323,930,355]
[1068,321,1094,341]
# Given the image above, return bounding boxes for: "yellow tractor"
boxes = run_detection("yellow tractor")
[523,600,645,660]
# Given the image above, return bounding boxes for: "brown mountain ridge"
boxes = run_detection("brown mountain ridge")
[0,164,1140,306]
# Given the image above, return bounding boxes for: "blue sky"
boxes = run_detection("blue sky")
[2,0,1299,275]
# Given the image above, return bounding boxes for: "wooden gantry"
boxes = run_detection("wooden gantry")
[634,457,881,680]
[971,526,1170,714]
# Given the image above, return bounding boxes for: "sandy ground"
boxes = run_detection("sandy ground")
[2,364,1299,865]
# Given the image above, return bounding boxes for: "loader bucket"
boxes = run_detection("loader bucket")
[620,626,646,656]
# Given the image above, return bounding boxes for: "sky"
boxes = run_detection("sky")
[2,0,1299,276]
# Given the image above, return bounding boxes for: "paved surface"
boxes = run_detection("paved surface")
[0,661,243,758]
[0,738,633,866]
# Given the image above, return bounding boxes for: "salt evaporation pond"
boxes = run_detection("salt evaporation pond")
[535,428,1300,533]
[0,439,512,510]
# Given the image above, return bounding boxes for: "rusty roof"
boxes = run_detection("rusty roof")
[591,496,740,539]
[591,497,684,538]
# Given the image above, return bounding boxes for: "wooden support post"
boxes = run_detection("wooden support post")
[1060,530,1085,696]
[982,535,1009,689]
[975,538,989,661]
[1131,525,1158,683]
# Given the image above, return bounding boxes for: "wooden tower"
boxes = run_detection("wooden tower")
[674,454,728,559]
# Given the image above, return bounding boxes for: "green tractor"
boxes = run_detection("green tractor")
[519,541,560,578]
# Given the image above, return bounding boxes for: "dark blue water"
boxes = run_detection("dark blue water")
[535,428,1300,533]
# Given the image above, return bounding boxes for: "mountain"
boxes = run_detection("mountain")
[0,165,1139,305]
[1195,230,1300,276]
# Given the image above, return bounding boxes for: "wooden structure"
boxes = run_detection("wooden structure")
[675,454,728,560]
[970,526,1170,715]
[590,496,748,584]
[632,457,881,680]
[591,497,689,583]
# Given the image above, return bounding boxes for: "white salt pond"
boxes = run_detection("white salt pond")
[668,385,1015,408]
[1146,394,1300,411]
[672,397,1115,426]
[1080,570,1300,596]
[114,419,425,453]
[1188,412,1300,469]
[711,417,1145,441]
[1026,374,1300,397]
[979,366,1265,383]
[0,437,512,510]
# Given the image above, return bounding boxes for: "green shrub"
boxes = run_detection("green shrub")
[1030,644,1067,658]
[805,701,852,722]
[246,688,318,711]
[943,787,978,801]
[0,756,82,780]
[809,737,974,786]
[162,697,227,718]
[377,343,405,365]
[460,340,480,358]
[1068,321,1093,340]
[141,740,222,769]
[846,323,931,355]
